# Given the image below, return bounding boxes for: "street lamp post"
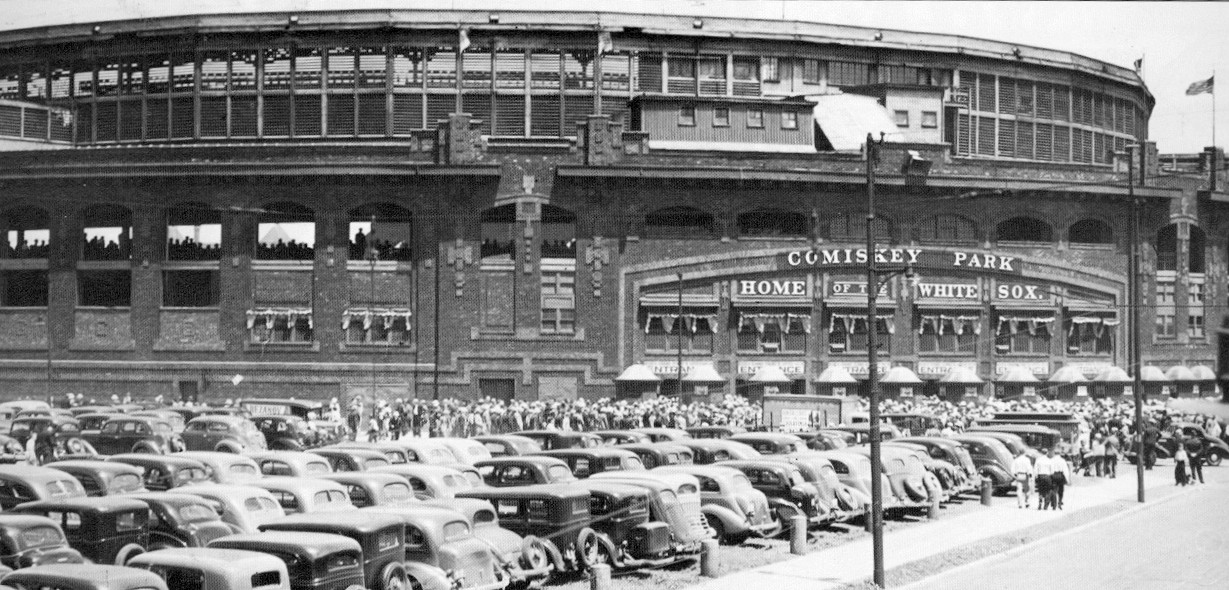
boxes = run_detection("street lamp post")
[864,132,886,588]
[677,272,685,399]
[1128,144,1145,503]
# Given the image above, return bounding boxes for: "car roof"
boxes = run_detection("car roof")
[591,470,697,489]
[474,435,539,444]
[3,564,167,590]
[361,505,468,528]
[209,531,361,557]
[17,495,149,514]
[654,464,745,481]
[712,459,797,472]
[894,436,960,448]
[969,424,1062,434]
[571,480,654,499]
[539,448,639,459]
[318,472,407,487]
[175,451,258,465]
[369,464,461,479]
[457,483,590,500]
[0,465,87,485]
[171,483,275,501]
[241,399,322,409]
[246,451,331,465]
[474,456,568,468]
[310,448,387,459]
[729,432,805,442]
[129,547,286,571]
[126,491,215,508]
[186,415,248,425]
[260,510,402,534]
[0,514,64,530]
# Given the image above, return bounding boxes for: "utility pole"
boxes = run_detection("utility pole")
[864,132,886,588]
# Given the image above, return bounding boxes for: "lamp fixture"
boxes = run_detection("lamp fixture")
[874,32,883,41]
[489,13,500,23]
[693,19,703,29]
[288,15,299,26]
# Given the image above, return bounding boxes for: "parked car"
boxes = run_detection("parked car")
[239,399,323,420]
[194,406,251,419]
[130,411,187,435]
[174,451,263,484]
[615,443,694,469]
[0,515,85,569]
[675,439,762,464]
[592,430,652,445]
[893,437,981,485]
[246,451,334,478]
[170,483,286,534]
[181,416,268,453]
[0,400,51,431]
[46,460,147,496]
[454,484,589,574]
[510,430,602,451]
[843,446,937,512]
[435,438,494,466]
[572,477,705,569]
[125,492,237,549]
[76,413,121,438]
[2,564,168,590]
[823,423,903,444]
[11,496,150,565]
[0,465,88,510]
[653,464,777,543]
[949,435,1017,492]
[968,424,1068,457]
[880,413,945,438]
[632,428,692,443]
[685,426,747,440]
[259,511,410,590]
[472,435,543,458]
[884,441,971,499]
[961,430,1032,460]
[811,450,886,509]
[711,460,831,529]
[1125,422,1229,466]
[106,454,211,491]
[369,464,479,500]
[728,433,809,455]
[84,417,184,456]
[474,457,577,487]
[319,472,419,508]
[330,441,415,464]
[307,447,391,472]
[536,448,645,478]
[9,416,95,462]
[129,547,290,590]
[393,439,463,466]
[754,454,859,522]
[799,430,850,451]
[251,416,326,452]
[250,477,355,515]
[0,433,27,464]
[361,504,516,590]
[209,531,366,590]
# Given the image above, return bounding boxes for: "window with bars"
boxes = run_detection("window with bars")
[251,315,313,344]
[1067,317,1114,355]
[998,119,1015,157]
[918,314,979,353]
[827,61,869,86]
[825,213,890,242]
[737,315,808,353]
[1188,279,1205,340]
[345,314,411,346]
[761,57,779,82]
[998,78,1015,114]
[977,74,996,113]
[977,116,995,156]
[918,214,976,243]
[1156,278,1176,339]
[747,108,763,128]
[802,59,820,84]
[644,314,714,353]
[994,315,1051,354]
[541,270,576,335]
[828,313,891,354]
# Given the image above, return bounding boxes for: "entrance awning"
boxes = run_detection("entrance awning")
[815,365,859,384]
[616,364,661,382]
[939,367,983,384]
[1092,366,1132,383]
[1165,365,1197,382]
[881,366,923,384]
[683,364,725,383]
[1139,366,1169,382]
[1049,366,1088,384]
[749,366,792,384]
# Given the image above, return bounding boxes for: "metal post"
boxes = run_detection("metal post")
[44,312,52,405]
[700,539,720,577]
[864,132,885,588]
[369,228,378,412]
[1129,145,1145,503]
[677,272,684,399]
[589,564,611,590]
[789,514,807,555]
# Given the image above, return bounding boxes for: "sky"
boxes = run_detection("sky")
[0,0,1225,153]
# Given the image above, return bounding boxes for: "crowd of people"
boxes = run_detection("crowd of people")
[256,239,314,260]
[166,237,222,260]
[82,235,130,260]
[349,230,413,261]
[3,239,50,259]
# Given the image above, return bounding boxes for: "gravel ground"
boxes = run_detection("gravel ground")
[546,494,989,590]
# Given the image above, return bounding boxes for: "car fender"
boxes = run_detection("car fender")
[538,536,568,573]
[766,497,803,520]
[131,441,163,454]
[979,463,1013,487]
[214,441,243,453]
[700,504,749,535]
[270,437,303,451]
[403,561,452,590]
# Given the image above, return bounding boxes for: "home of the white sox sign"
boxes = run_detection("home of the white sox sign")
[783,248,1024,275]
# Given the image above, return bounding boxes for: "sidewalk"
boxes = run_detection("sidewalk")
[689,466,1185,590]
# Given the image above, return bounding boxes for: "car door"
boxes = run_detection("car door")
[95,420,125,455]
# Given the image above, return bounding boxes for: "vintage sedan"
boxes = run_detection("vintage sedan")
[307,447,391,472]
[949,434,1017,492]
[76,413,121,438]
[894,437,981,485]
[106,454,211,491]
[454,484,588,574]
[571,478,704,569]
[435,438,494,466]
[676,439,762,464]
[885,441,972,498]
[369,464,480,500]
[632,428,693,443]
[0,465,88,510]
[685,426,747,439]
[84,417,185,456]
[362,504,518,590]
[536,448,645,479]
[0,515,85,569]
[763,453,869,520]
[473,457,576,487]
[246,451,334,478]
[259,512,409,590]
[9,416,94,462]
[714,460,832,529]
[0,400,51,430]
[46,460,147,496]
[843,446,936,511]
[509,430,602,451]
[728,433,809,455]
[3,564,168,590]
[251,416,327,452]
[615,442,694,469]
[822,423,904,444]
[181,416,268,453]
[653,465,777,543]
[239,399,323,421]
[170,483,286,534]
[472,435,543,458]
[330,441,414,464]
[392,439,463,466]
[210,531,366,590]
[174,451,263,484]
[592,430,652,445]
[12,496,150,565]
[0,433,27,464]
[813,450,890,508]
[319,472,419,508]
[250,477,355,515]
[126,492,237,549]
[130,410,187,435]
[129,547,290,590]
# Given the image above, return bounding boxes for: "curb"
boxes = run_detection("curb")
[891,481,1204,590]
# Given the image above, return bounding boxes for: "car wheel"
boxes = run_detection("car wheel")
[704,514,727,544]
[115,544,145,565]
[380,562,408,590]
[520,535,550,571]
[66,438,86,455]
[1208,452,1223,467]
[575,528,614,570]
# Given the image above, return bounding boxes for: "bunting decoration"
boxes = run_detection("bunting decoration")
[829,313,895,335]
[246,308,314,330]
[738,312,812,334]
[918,314,980,336]
[644,312,717,334]
[996,315,1055,336]
[341,308,413,330]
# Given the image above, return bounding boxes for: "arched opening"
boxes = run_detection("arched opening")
[348,203,413,261]
[2,206,49,259]
[81,205,132,261]
[257,202,315,261]
[645,206,716,239]
[824,212,892,243]
[1155,224,1177,272]
[918,214,976,244]
[1189,225,1206,273]
[737,208,808,237]
[166,203,222,261]
[480,204,518,261]
[996,216,1052,243]
[1068,219,1113,245]
[541,205,576,260]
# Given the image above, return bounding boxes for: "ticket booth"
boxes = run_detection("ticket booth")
[683,363,725,404]
[746,366,793,404]
[880,366,923,401]
[1165,365,1197,398]
[1189,365,1217,398]
[996,366,1041,402]
[814,365,860,398]
[615,364,661,400]
[1091,366,1131,400]
[1048,365,1090,401]
[1139,366,1172,401]
[937,366,984,403]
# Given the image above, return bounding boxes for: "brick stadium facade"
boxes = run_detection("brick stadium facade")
[0,8,1223,404]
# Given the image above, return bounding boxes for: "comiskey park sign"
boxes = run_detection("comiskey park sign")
[783,247,1023,275]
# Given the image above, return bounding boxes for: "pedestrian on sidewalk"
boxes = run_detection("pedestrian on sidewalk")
[1185,435,1205,484]
[1142,421,1161,470]
[1032,449,1057,510]
[1086,435,1104,476]
[1047,447,1072,509]
[1103,430,1119,478]
[1173,439,1189,486]
[1011,448,1033,508]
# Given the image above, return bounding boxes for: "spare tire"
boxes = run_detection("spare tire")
[903,477,929,502]
[379,561,408,590]
[520,535,549,571]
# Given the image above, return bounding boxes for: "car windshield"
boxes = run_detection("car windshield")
[178,468,208,482]
[57,423,80,433]
[547,465,574,481]
[442,521,471,542]
[626,457,645,470]
[382,483,413,503]
[364,458,391,469]
[178,504,217,522]
[19,526,64,549]
[788,471,807,487]
[460,471,482,487]
[430,448,459,463]
[244,496,282,514]
[731,474,754,491]
[111,473,143,492]
[442,475,471,489]
[305,462,330,475]
[153,422,173,434]
[230,463,259,476]
[46,479,82,497]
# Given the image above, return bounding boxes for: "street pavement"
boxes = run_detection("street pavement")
[688,461,1218,590]
[903,466,1229,590]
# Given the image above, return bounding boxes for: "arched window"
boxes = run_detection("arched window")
[1068,219,1113,245]
[1189,225,1206,273]
[918,214,976,244]
[996,216,1052,243]
[541,205,576,259]
[166,203,222,261]
[1155,224,1177,272]
[256,202,314,261]
[348,203,413,261]
[645,206,715,239]
[480,204,517,261]
[81,205,132,261]
[737,208,808,237]
[824,212,892,243]
[2,206,49,259]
